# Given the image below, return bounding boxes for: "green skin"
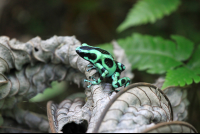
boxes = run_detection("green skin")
[76,43,130,90]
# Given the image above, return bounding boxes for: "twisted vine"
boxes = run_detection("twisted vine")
[0,35,133,132]
[0,36,89,105]
[0,35,91,132]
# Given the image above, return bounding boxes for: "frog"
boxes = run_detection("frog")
[76,43,130,90]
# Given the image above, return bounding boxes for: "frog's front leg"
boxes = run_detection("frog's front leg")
[87,64,96,72]
[112,72,130,91]
[85,63,108,88]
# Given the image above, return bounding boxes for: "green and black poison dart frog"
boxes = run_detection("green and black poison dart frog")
[76,43,130,90]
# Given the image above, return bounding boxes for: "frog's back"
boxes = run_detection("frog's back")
[93,47,113,57]
[99,53,117,77]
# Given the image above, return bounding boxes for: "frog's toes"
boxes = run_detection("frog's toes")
[84,79,91,83]
[87,67,96,72]
[87,65,96,72]
[87,64,93,67]
[87,84,92,88]
[84,79,93,88]
[89,76,96,81]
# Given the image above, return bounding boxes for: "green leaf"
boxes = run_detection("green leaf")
[187,45,200,70]
[117,33,194,74]
[98,33,197,88]
[117,0,181,32]
[98,34,194,74]
[162,67,200,89]
[163,45,200,88]
[30,81,66,102]
[171,35,194,61]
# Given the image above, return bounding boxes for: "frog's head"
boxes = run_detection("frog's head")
[76,43,97,63]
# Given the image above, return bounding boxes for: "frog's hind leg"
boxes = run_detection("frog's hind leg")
[112,72,130,90]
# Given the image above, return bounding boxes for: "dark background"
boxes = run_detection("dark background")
[0,0,200,132]
[1,0,200,44]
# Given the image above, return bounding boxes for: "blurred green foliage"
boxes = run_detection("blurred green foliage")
[117,0,181,32]
[97,0,200,89]
[163,45,200,88]
[30,81,66,102]
[98,33,197,89]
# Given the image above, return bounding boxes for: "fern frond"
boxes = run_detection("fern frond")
[163,67,200,89]
[98,34,194,74]
[98,34,196,87]
[117,0,181,32]
[118,33,194,74]
[187,45,200,70]
[163,45,200,88]
[171,35,194,61]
